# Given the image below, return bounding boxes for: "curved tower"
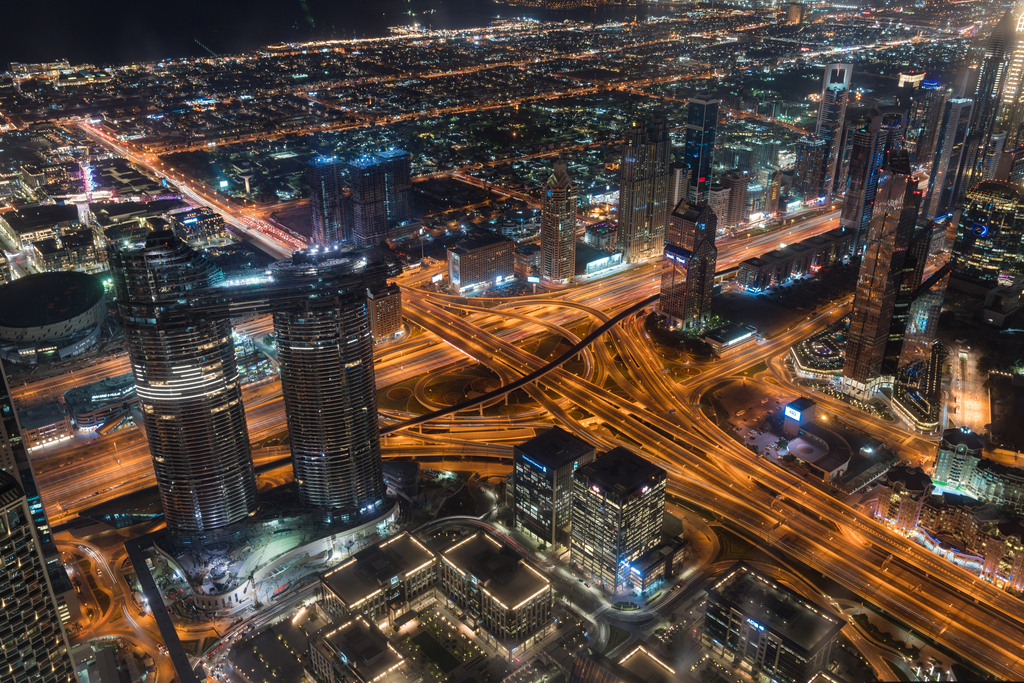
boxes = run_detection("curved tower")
[108,231,257,546]
[270,249,385,519]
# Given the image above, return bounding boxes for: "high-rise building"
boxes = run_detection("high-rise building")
[708,183,730,227]
[307,156,346,245]
[815,64,853,196]
[906,86,949,168]
[786,3,805,24]
[719,170,749,228]
[108,231,257,546]
[367,281,403,345]
[447,232,516,295]
[377,149,413,227]
[0,471,75,683]
[512,427,596,547]
[348,157,388,247]
[570,448,666,591]
[684,95,720,204]
[984,130,1009,180]
[793,136,828,201]
[618,117,671,263]
[1000,10,1024,136]
[670,162,690,209]
[540,159,578,283]
[660,201,718,330]
[924,98,974,220]
[953,180,1024,285]
[840,109,886,255]
[270,250,390,518]
[843,157,919,389]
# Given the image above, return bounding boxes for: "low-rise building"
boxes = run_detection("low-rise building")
[627,536,687,593]
[0,204,81,249]
[703,323,757,355]
[307,616,406,683]
[439,531,553,660]
[319,532,436,627]
[875,465,933,534]
[63,373,138,431]
[17,401,73,451]
[704,563,843,683]
[169,208,227,246]
[447,232,515,295]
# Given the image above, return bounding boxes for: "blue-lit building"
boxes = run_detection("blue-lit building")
[307,155,347,245]
[953,181,1024,285]
[348,151,414,247]
[839,109,885,255]
[684,94,720,204]
[513,427,596,546]
[704,563,843,683]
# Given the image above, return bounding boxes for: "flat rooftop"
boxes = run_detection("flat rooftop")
[322,532,434,607]
[617,644,677,682]
[442,532,549,609]
[575,447,666,500]
[514,426,595,472]
[709,563,842,654]
[18,401,67,430]
[316,617,404,683]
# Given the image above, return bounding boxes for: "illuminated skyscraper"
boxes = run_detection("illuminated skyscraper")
[924,97,974,219]
[270,250,390,519]
[307,156,346,245]
[684,95,719,204]
[0,471,75,683]
[540,159,578,283]
[377,149,413,227]
[719,170,749,228]
[618,116,670,263]
[815,63,853,196]
[843,156,918,389]
[954,180,1024,285]
[659,200,717,331]
[348,157,388,247]
[1002,9,1024,142]
[109,231,257,546]
[793,136,828,201]
[840,110,885,254]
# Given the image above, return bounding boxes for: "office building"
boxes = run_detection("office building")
[447,232,515,295]
[786,3,805,25]
[815,64,853,196]
[318,532,436,626]
[684,95,720,204]
[670,162,690,209]
[570,448,667,591]
[348,157,388,247]
[0,471,76,683]
[963,10,1014,189]
[512,427,596,547]
[618,117,670,263]
[307,156,346,245]
[367,281,403,345]
[843,157,918,389]
[308,616,406,683]
[924,98,974,219]
[169,208,227,246]
[540,159,578,283]
[953,180,1024,285]
[108,231,257,546]
[906,87,948,168]
[839,109,885,254]
[793,136,828,201]
[660,202,718,330]
[568,648,677,683]
[703,563,844,683]
[378,149,413,227]
[439,532,553,660]
[270,250,390,518]
[719,170,749,228]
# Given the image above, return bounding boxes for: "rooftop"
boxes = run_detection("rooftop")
[315,617,404,683]
[450,231,514,255]
[0,271,105,328]
[617,644,677,682]
[64,373,136,408]
[575,447,666,500]
[709,563,843,654]
[322,532,435,608]
[941,427,985,452]
[514,426,595,473]
[4,203,78,232]
[442,532,549,609]
[881,465,933,493]
[18,401,68,430]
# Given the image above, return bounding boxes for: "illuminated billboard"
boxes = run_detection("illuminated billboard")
[784,406,801,421]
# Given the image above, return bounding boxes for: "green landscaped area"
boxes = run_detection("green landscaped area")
[412,631,461,673]
[606,625,630,653]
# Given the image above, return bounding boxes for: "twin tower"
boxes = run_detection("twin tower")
[109,231,400,547]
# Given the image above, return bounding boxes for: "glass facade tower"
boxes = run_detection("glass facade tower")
[618,116,671,263]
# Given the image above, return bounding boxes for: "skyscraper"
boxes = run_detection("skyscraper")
[0,471,75,683]
[307,156,346,245]
[793,136,828,201]
[377,149,413,227]
[659,200,718,330]
[953,180,1024,285]
[843,157,919,389]
[924,98,974,220]
[684,95,720,204]
[719,170,749,228]
[348,157,388,247]
[1001,9,1024,143]
[270,250,390,519]
[540,159,578,283]
[570,448,666,591]
[840,109,885,254]
[109,231,257,546]
[815,63,853,196]
[618,116,670,263]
